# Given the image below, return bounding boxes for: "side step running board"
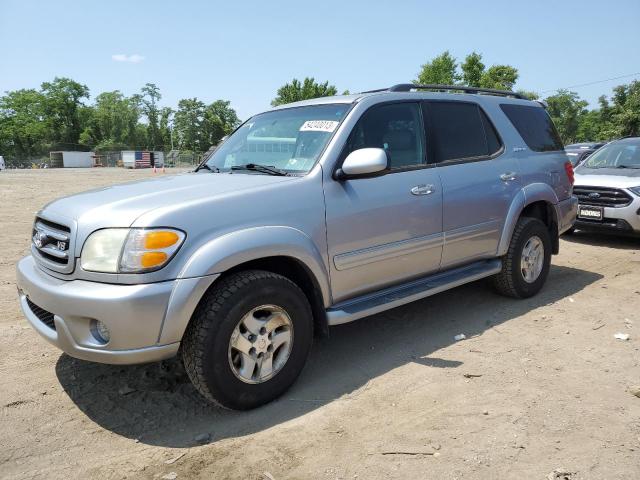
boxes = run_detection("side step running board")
[326,259,502,326]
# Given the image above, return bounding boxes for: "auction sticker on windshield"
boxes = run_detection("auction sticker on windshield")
[300,120,339,133]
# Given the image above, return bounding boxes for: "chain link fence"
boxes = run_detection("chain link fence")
[2,156,51,169]
[165,150,203,168]
[1,150,206,170]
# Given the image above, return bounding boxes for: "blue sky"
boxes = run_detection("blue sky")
[1,0,639,119]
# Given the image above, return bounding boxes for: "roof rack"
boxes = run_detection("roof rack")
[363,83,528,100]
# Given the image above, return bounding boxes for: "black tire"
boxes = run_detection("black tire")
[493,217,552,299]
[182,270,313,410]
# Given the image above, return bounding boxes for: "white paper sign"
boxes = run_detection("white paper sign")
[299,120,339,133]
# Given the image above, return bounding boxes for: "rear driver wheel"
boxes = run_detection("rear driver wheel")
[493,217,552,298]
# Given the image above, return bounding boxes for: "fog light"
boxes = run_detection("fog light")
[91,319,111,344]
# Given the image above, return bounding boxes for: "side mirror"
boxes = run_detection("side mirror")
[335,148,388,180]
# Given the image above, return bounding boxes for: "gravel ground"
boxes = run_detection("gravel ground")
[1,168,639,480]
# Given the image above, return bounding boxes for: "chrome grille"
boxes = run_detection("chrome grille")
[573,186,633,208]
[32,216,75,273]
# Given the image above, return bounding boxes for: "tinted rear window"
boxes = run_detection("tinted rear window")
[427,102,502,163]
[500,104,563,152]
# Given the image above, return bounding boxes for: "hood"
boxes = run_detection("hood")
[575,167,640,188]
[42,172,295,227]
[574,167,640,188]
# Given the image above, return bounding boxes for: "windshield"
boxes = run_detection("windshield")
[582,141,640,169]
[203,104,350,174]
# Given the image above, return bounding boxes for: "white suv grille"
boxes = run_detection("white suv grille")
[573,186,633,208]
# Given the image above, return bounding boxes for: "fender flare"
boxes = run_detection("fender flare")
[178,226,331,305]
[158,226,331,345]
[497,184,560,256]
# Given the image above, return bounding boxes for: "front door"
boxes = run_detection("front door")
[422,100,521,269]
[324,102,443,303]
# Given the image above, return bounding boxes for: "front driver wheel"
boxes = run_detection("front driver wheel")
[493,217,552,298]
[182,270,313,409]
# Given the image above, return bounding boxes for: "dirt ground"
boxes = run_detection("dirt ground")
[1,168,639,480]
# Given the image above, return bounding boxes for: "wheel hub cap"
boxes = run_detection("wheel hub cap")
[228,304,294,384]
[521,235,544,283]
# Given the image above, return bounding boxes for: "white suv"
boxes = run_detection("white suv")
[573,137,640,234]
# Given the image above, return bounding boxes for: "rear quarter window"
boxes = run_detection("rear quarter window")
[500,104,563,152]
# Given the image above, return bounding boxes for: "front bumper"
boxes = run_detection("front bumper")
[574,194,640,234]
[16,255,218,365]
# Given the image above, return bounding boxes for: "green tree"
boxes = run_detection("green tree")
[202,100,240,147]
[460,52,485,87]
[609,81,640,137]
[140,83,162,149]
[173,98,206,151]
[416,51,520,91]
[80,91,142,150]
[576,109,606,142]
[0,89,48,159]
[544,90,588,143]
[480,65,519,90]
[159,107,174,150]
[271,78,338,106]
[516,90,540,100]
[40,77,90,149]
[415,51,458,85]
[0,76,243,160]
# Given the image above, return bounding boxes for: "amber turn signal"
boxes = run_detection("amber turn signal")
[144,231,180,249]
[140,251,168,268]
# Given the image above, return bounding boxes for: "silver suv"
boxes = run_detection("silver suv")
[573,137,640,234]
[16,84,577,409]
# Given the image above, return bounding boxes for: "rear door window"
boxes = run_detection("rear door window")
[425,101,502,163]
[500,104,563,152]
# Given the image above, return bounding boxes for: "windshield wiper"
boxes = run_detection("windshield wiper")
[230,163,289,176]
[616,164,640,169]
[195,163,220,173]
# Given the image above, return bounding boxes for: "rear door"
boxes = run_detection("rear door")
[423,100,521,269]
[324,102,443,302]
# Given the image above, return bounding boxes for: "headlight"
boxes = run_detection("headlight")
[81,229,129,273]
[629,186,640,197]
[81,228,185,273]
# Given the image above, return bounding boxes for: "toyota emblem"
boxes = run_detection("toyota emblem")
[33,230,48,248]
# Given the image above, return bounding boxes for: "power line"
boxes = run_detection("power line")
[541,72,640,94]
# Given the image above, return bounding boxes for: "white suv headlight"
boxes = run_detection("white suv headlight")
[629,186,640,197]
[81,228,185,273]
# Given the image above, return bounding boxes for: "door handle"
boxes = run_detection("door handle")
[500,172,517,182]
[411,184,435,196]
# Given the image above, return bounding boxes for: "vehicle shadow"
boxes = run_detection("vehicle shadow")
[562,231,640,250]
[55,264,602,448]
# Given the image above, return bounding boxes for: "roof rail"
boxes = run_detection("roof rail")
[367,83,528,100]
